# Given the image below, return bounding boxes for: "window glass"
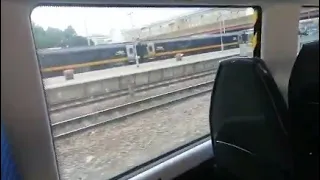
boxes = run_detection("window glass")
[129,47,134,54]
[298,7,319,51]
[31,6,257,180]
[148,45,153,52]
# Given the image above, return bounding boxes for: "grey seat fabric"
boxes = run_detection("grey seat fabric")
[209,58,292,180]
[288,41,319,180]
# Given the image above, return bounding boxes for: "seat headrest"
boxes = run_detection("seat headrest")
[288,41,319,151]
[210,58,289,139]
[289,41,319,105]
[209,58,292,176]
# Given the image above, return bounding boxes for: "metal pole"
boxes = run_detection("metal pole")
[135,41,139,67]
[127,12,139,67]
[222,18,226,34]
[220,20,224,51]
[84,19,90,46]
[128,12,134,28]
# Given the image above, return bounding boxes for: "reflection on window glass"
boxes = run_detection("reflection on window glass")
[31,6,256,180]
[298,8,319,51]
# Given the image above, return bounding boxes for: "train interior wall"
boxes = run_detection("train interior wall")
[1,1,319,180]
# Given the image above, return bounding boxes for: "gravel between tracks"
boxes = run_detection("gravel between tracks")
[54,93,211,180]
[50,73,216,123]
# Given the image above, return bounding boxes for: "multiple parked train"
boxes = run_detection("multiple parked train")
[38,30,251,78]
[37,9,318,78]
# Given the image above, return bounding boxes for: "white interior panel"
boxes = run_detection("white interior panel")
[261,3,301,102]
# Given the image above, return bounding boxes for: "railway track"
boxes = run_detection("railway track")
[49,69,217,113]
[52,80,214,139]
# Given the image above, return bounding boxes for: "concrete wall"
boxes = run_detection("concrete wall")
[46,55,225,105]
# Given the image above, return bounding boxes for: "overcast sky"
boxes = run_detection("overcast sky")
[31,7,203,36]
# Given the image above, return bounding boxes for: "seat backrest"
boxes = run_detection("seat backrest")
[209,58,292,180]
[1,121,21,180]
[288,41,319,147]
[288,41,319,179]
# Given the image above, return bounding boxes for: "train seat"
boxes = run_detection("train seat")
[209,58,292,180]
[288,41,319,180]
[1,121,21,180]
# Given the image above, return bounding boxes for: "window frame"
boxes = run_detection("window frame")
[2,3,263,180]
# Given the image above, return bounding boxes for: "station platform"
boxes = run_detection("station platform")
[44,48,243,105]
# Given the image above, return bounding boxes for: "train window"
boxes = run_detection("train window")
[116,50,126,56]
[298,7,319,51]
[156,46,165,51]
[31,6,259,180]
[129,47,134,54]
[148,45,153,52]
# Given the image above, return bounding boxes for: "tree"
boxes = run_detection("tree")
[31,22,93,49]
[64,25,77,40]
[32,24,47,49]
[45,27,64,48]
[63,36,94,47]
